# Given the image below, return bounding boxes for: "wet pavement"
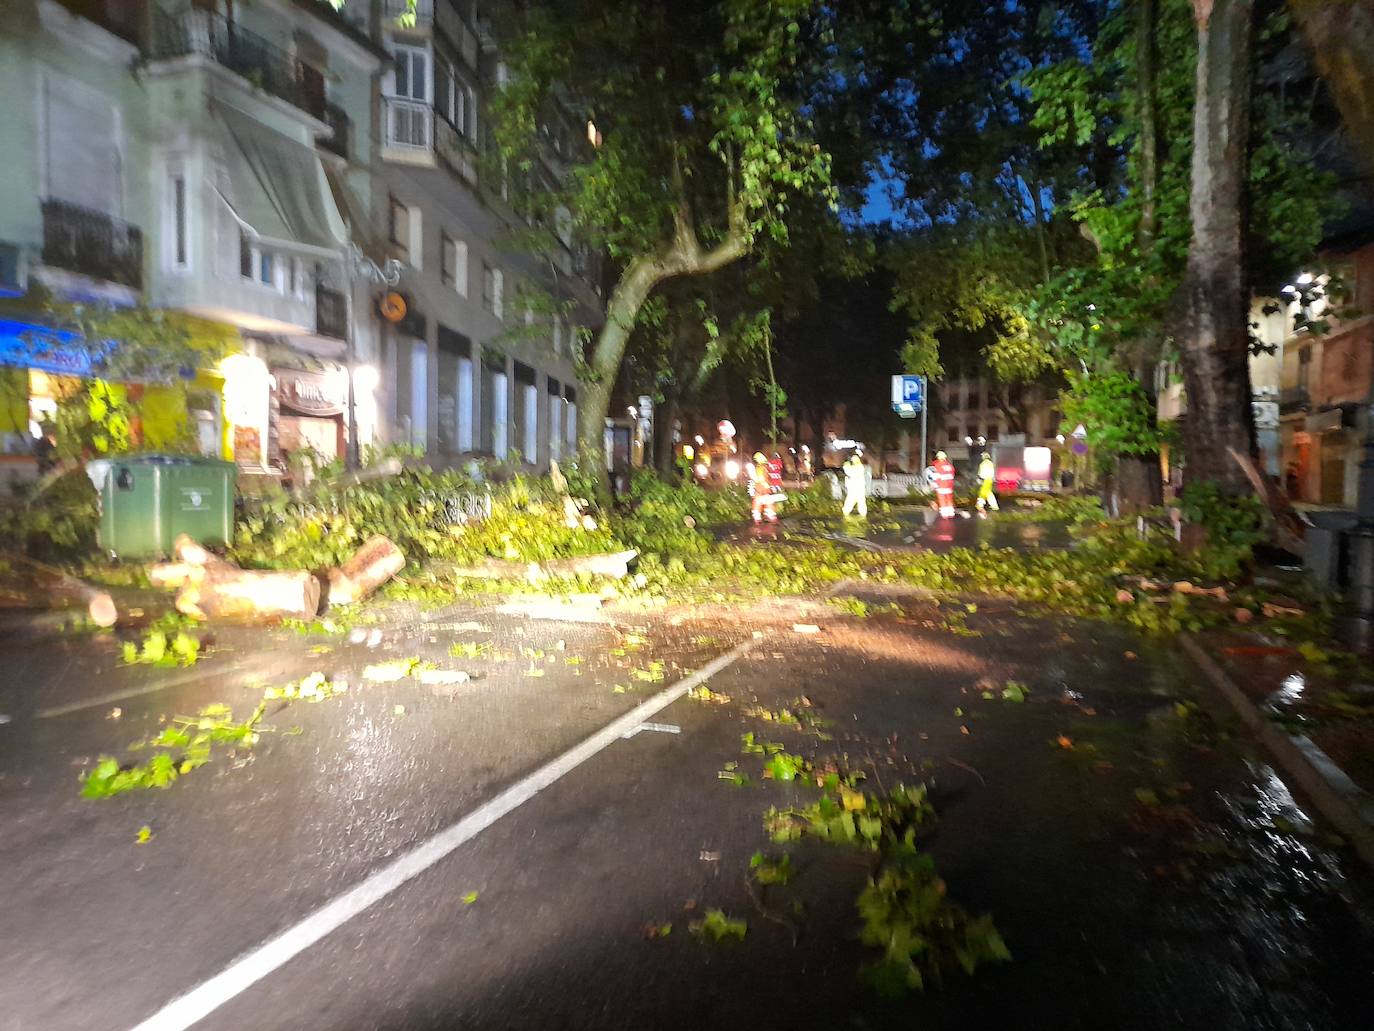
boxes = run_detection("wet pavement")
[749,506,1078,552]
[0,574,1370,1030]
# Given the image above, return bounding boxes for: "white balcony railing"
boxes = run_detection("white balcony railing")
[385,96,432,150]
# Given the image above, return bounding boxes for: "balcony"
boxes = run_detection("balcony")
[150,8,327,122]
[384,96,433,151]
[1279,386,1310,415]
[320,102,351,159]
[41,199,143,290]
[383,97,478,180]
[383,0,434,27]
[53,0,142,45]
[316,285,347,340]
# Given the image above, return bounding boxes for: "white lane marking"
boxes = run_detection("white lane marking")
[35,667,251,719]
[622,721,681,739]
[127,637,757,1031]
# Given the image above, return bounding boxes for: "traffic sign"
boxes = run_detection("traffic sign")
[891,375,925,410]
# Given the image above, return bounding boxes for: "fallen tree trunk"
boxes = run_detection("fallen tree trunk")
[434,549,638,582]
[326,535,405,605]
[176,566,321,622]
[0,555,118,627]
[169,533,319,621]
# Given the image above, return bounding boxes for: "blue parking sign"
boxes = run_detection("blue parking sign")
[891,375,925,410]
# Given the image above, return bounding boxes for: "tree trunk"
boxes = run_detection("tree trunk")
[576,204,751,489]
[1117,0,1163,513]
[1179,0,1258,495]
[653,392,680,478]
[1289,0,1374,179]
[1137,0,1160,252]
[577,256,662,483]
[1115,453,1163,513]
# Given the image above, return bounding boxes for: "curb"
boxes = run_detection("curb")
[1180,633,1374,868]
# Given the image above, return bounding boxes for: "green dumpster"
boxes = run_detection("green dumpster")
[99,454,236,559]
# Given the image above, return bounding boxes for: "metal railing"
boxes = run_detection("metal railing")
[151,8,327,122]
[320,102,351,158]
[384,95,433,149]
[383,0,434,26]
[1280,386,1311,414]
[41,199,143,289]
[315,285,347,340]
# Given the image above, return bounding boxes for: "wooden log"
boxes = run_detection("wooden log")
[176,566,321,622]
[326,535,405,605]
[434,549,638,582]
[172,533,237,572]
[0,554,118,627]
[149,562,195,589]
[539,549,639,579]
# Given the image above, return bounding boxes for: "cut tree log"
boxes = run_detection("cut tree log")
[436,548,638,582]
[168,532,319,621]
[149,562,195,589]
[176,566,321,622]
[0,555,118,627]
[540,549,638,579]
[326,535,405,605]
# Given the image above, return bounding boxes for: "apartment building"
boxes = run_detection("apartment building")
[0,0,601,485]
[935,377,1061,462]
[339,0,602,468]
[1276,239,1374,506]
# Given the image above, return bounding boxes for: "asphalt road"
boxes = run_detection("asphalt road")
[1,586,1371,1031]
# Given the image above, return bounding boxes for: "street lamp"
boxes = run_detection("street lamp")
[339,243,402,470]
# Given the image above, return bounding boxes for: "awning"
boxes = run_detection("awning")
[322,163,390,266]
[211,102,347,253]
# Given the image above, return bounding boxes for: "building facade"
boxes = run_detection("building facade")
[1276,241,1374,507]
[935,377,1061,463]
[0,0,600,491]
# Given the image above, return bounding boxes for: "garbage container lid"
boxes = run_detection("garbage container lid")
[113,453,233,468]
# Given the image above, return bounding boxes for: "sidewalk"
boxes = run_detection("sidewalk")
[1181,626,1374,866]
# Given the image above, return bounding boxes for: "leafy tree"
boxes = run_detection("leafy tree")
[488,0,836,483]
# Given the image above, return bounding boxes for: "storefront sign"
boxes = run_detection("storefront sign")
[0,319,93,377]
[277,367,346,417]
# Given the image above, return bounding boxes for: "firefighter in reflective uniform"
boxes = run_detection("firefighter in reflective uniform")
[975,453,1000,514]
[932,450,957,518]
[750,451,779,523]
[842,450,868,518]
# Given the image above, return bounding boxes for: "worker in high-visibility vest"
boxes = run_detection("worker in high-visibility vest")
[750,451,780,523]
[931,450,957,518]
[975,452,1000,514]
[841,450,868,518]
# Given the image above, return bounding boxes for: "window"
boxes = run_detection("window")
[441,233,467,293]
[987,424,1000,442]
[171,173,188,269]
[389,196,409,251]
[947,426,959,443]
[552,315,563,356]
[436,57,456,124]
[1298,345,1312,390]
[483,263,504,320]
[393,46,429,102]
[259,250,275,287]
[239,232,252,279]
